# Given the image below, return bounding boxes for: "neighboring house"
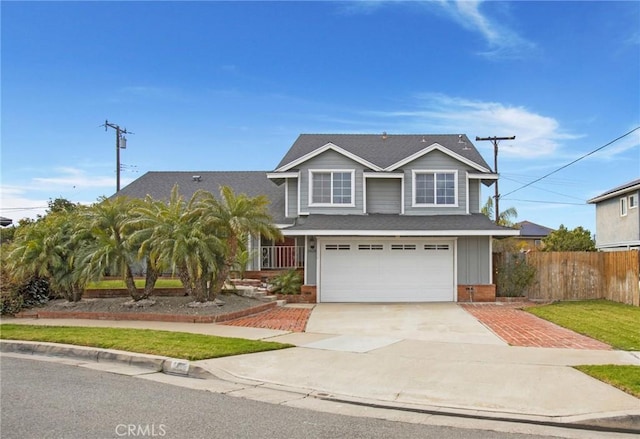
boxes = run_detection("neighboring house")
[587,178,640,251]
[117,133,518,302]
[515,220,554,251]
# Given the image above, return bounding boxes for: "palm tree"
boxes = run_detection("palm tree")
[197,186,282,298]
[8,210,87,302]
[78,196,146,301]
[131,185,225,302]
[481,196,518,227]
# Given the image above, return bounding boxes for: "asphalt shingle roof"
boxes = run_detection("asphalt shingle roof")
[284,213,517,235]
[587,178,640,203]
[115,171,288,223]
[516,221,554,238]
[276,134,492,171]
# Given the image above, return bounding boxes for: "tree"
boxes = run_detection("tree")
[47,197,79,215]
[131,186,225,302]
[7,209,87,302]
[77,196,146,300]
[541,225,596,252]
[481,196,518,227]
[197,186,282,298]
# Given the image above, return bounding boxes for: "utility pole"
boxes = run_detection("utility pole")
[475,135,515,223]
[102,120,132,192]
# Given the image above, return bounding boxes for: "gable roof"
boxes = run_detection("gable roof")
[516,220,554,238]
[114,171,288,224]
[275,134,493,172]
[587,178,640,204]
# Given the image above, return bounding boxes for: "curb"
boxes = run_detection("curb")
[0,340,213,380]
[198,362,640,435]
[2,339,639,434]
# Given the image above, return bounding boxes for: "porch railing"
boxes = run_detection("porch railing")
[261,246,305,269]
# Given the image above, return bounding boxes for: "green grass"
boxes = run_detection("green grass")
[575,365,640,398]
[526,300,640,398]
[0,324,292,361]
[87,278,183,289]
[526,299,640,351]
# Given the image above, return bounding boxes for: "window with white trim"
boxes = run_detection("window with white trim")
[629,194,638,209]
[620,197,627,216]
[413,171,457,206]
[310,171,354,205]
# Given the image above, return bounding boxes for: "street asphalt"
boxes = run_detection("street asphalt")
[1,303,639,436]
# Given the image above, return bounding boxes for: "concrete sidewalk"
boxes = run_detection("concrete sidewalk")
[3,314,640,434]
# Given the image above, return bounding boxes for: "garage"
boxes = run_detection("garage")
[318,237,455,302]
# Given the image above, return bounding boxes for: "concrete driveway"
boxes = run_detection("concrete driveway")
[304,303,506,346]
[200,302,640,422]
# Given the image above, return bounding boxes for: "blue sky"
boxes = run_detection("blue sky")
[2,1,639,234]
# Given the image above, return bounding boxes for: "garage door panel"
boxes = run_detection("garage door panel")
[320,239,454,302]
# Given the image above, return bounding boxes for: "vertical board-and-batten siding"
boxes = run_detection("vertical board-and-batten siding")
[299,149,365,214]
[458,236,491,284]
[286,178,298,218]
[403,150,473,216]
[366,178,401,214]
[468,179,481,214]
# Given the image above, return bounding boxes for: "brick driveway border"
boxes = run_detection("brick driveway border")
[221,307,312,332]
[460,303,611,350]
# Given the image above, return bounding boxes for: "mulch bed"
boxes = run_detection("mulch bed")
[13,294,278,324]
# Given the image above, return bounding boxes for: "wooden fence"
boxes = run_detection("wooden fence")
[494,250,640,306]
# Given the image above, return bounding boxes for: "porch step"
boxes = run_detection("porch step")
[232,286,279,303]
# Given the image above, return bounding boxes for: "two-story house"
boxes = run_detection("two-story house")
[587,178,640,251]
[117,133,518,302]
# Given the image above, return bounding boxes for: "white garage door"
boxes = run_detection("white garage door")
[319,238,455,302]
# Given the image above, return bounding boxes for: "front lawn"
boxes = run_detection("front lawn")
[575,365,640,398]
[526,300,640,398]
[526,299,640,351]
[0,324,292,360]
[87,278,183,289]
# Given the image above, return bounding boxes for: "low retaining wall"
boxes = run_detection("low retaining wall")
[15,301,277,324]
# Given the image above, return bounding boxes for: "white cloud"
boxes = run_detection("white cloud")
[0,186,48,221]
[431,0,537,59]
[366,93,580,158]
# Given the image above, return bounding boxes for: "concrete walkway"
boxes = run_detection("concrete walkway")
[2,303,640,434]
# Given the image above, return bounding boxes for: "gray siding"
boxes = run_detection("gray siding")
[402,150,476,216]
[286,178,298,218]
[595,192,640,248]
[299,150,366,215]
[457,236,491,284]
[306,238,317,284]
[468,179,481,213]
[366,178,401,214]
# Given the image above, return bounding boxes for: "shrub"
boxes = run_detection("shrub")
[268,270,303,295]
[496,252,537,297]
[0,263,51,315]
[0,290,24,315]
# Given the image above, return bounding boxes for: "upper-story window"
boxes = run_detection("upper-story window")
[629,194,638,209]
[310,170,354,206]
[413,170,457,206]
[620,197,628,216]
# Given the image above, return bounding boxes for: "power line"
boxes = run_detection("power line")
[501,176,586,201]
[501,126,640,198]
[501,198,588,206]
